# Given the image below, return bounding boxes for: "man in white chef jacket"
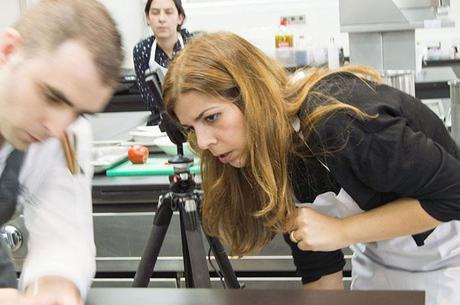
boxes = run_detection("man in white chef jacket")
[0,0,123,304]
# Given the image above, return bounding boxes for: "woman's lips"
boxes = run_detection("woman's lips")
[218,152,233,164]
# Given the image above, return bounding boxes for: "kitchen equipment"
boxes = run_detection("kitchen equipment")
[132,158,240,289]
[275,18,295,67]
[106,156,200,177]
[382,70,416,96]
[5,175,355,289]
[449,79,460,145]
[340,0,455,71]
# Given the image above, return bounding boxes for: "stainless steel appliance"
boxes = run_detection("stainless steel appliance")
[449,79,460,145]
[2,174,353,289]
[339,0,455,71]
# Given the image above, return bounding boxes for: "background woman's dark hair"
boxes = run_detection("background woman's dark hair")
[144,0,186,31]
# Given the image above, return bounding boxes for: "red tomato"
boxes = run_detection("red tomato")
[128,145,149,164]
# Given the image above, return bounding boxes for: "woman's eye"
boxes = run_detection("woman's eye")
[205,113,220,122]
[182,126,194,133]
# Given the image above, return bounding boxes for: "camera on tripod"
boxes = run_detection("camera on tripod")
[132,68,240,289]
[145,68,192,170]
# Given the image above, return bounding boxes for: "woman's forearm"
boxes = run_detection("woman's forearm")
[25,276,81,305]
[343,198,441,245]
[302,271,344,290]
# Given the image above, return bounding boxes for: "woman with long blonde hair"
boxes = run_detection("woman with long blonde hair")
[163,32,460,305]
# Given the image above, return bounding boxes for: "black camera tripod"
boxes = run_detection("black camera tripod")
[132,147,241,288]
[133,67,240,288]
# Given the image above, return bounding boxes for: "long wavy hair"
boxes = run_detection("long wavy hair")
[163,32,382,255]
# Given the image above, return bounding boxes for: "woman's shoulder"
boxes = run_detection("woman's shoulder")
[180,28,193,42]
[300,74,385,145]
[299,73,365,118]
[133,36,155,53]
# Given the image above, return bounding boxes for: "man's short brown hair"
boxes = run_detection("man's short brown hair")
[14,0,123,87]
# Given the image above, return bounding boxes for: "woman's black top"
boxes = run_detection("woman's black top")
[133,29,192,125]
[287,73,460,284]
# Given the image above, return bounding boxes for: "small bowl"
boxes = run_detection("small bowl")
[153,136,195,157]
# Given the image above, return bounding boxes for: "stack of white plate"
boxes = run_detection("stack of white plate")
[91,141,129,173]
[153,136,195,157]
[129,126,166,145]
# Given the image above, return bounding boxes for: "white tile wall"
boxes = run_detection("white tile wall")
[120,0,460,68]
[183,0,348,59]
[98,0,147,69]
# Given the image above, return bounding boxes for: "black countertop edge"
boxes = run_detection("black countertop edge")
[424,58,460,66]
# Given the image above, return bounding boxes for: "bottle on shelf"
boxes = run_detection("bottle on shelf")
[295,34,308,67]
[327,36,340,70]
[275,17,295,67]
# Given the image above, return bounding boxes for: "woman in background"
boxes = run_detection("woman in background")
[162,31,460,305]
[133,0,192,125]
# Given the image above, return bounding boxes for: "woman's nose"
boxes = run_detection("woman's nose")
[196,128,217,150]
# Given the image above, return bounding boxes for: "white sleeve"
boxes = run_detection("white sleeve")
[18,118,96,298]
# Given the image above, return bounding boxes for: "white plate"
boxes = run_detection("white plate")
[153,136,195,157]
[92,140,123,147]
[129,126,166,143]
[91,146,129,173]
[136,125,164,135]
[129,131,157,143]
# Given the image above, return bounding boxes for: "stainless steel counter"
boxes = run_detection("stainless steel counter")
[415,67,458,99]
[8,168,314,289]
[416,67,457,84]
[86,288,424,305]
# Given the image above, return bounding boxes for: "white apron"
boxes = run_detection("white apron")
[148,33,185,76]
[297,189,460,305]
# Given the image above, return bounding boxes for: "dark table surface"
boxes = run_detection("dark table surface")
[86,288,424,305]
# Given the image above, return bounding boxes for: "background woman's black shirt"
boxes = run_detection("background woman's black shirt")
[133,29,192,125]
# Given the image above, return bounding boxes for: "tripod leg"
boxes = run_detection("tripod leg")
[179,198,211,288]
[133,196,173,287]
[206,235,241,288]
[179,214,193,288]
